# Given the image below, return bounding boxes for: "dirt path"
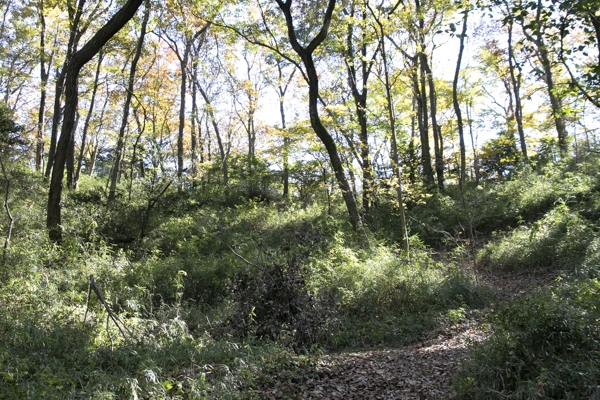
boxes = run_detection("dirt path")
[252,322,487,399]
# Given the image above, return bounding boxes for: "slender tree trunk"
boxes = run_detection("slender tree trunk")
[74,51,103,189]
[129,105,145,200]
[467,100,480,183]
[280,94,289,198]
[275,61,295,199]
[167,24,209,177]
[198,85,228,187]
[505,7,528,160]
[420,52,444,190]
[190,71,198,176]
[47,0,145,242]
[45,0,86,179]
[108,1,149,201]
[453,10,468,189]
[89,83,108,177]
[371,8,409,253]
[344,5,377,217]
[413,57,434,185]
[408,96,417,184]
[177,44,191,177]
[36,0,51,172]
[522,0,568,154]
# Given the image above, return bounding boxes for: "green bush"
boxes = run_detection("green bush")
[455,278,600,399]
[478,203,595,271]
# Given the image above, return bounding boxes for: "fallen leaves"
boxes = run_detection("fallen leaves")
[252,325,487,399]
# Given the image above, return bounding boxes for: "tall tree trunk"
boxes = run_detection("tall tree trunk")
[129,105,145,199]
[45,0,86,178]
[108,0,149,201]
[344,4,378,217]
[190,68,199,177]
[198,85,228,187]
[370,6,409,252]
[168,24,210,177]
[47,0,145,242]
[275,0,364,236]
[36,0,52,172]
[280,93,289,198]
[89,83,109,177]
[74,50,104,189]
[413,57,434,185]
[522,0,568,154]
[275,61,295,199]
[453,10,468,189]
[420,52,444,190]
[467,100,480,183]
[408,96,417,184]
[505,5,528,161]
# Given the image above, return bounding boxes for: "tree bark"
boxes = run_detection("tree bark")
[45,0,86,178]
[74,50,104,189]
[47,0,145,242]
[453,10,468,189]
[108,0,149,201]
[504,4,528,161]
[275,0,364,236]
[521,0,568,154]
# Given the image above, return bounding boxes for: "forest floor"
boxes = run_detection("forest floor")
[249,268,559,400]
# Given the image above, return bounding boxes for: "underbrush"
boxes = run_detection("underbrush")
[454,160,600,399]
[455,276,600,399]
[0,182,491,399]
[477,203,595,271]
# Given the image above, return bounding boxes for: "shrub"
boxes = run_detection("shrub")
[477,204,594,271]
[455,278,600,399]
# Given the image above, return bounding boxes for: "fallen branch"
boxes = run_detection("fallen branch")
[84,274,133,346]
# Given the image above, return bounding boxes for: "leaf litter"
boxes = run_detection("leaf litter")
[250,322,488,399]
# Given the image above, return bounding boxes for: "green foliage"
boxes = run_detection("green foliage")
[455,277,600,399]
[478,202,594,271]
[308,241,489,348]
[0,102,24,150]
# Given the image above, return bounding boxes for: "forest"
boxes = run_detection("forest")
[0,0,599,398]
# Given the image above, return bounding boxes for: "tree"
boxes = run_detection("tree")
[266,55,296,199]
[108,0,150,200]
[47,0,145,242]
[158,0,211,177]
[518,0,569,154]
[339,0,380,216]
[554,0,600,108]
[273,0,364,235]
[500,0,528,161]
[74,49,104,189]
[35,0,58,172]
[369,2,409,252]
[452,6,469,187]
[45,0,107,178]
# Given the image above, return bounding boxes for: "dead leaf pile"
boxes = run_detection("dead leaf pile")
[251,324,486,399]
